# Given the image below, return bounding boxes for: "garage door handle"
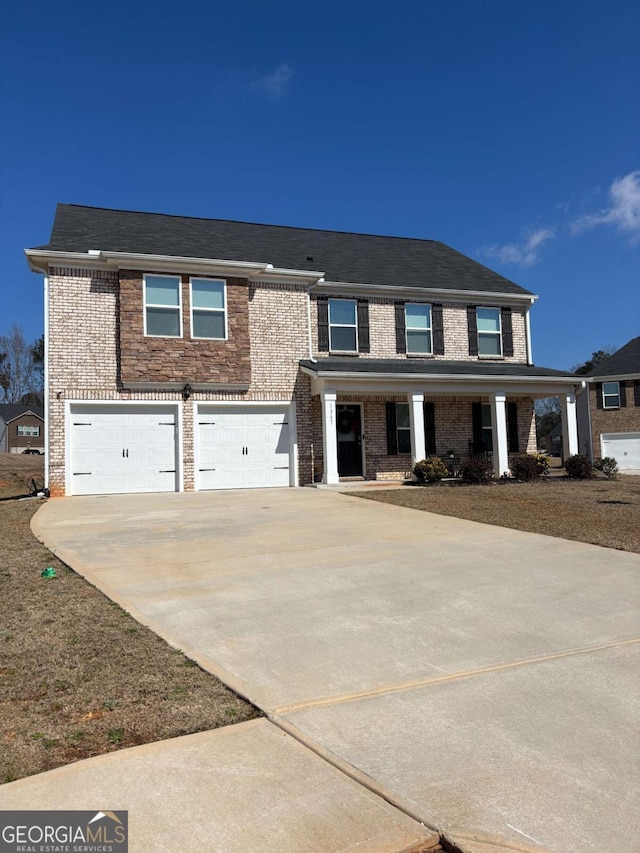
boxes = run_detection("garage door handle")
[159,470,176,473]
[274,466,289,470]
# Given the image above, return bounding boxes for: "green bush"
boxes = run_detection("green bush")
[413,456,449,483]
[460,457,493,484]
[511,453,549,481]
[564,454,593,479]
[593,456,618,479]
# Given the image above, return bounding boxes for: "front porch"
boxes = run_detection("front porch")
[300,359,584,485]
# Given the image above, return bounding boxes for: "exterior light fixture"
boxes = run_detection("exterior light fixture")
[182,383,192,401]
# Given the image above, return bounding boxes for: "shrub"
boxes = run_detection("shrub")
[460,457,493,484]
[564,454,593,479]
[413,456,449,483]
[594,456,618,479]
[511,452,549,481]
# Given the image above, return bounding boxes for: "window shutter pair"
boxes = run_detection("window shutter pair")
[317,297,369,352]
[395,302,444,354]
[467,306,513,356]
[385,401,436,455]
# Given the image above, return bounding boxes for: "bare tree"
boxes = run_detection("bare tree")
[0,325,41,404]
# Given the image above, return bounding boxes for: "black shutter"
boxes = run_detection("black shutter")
[424,401,436,455]
[507,401,519,452]
[634,380,640,406]
[317,297,329,352]
[619,381,627,407]
[595,383,603,409]
[386,402,398,455]
[357,300,370,353]
[471,402,483,453]
[501,307,513,357]
[467,306,478,356]
[395,302,406,353]
[432,304,444,355]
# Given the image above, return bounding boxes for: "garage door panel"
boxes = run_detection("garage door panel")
[71,405,179,495]
[601,433,640,470]
[197,405,292,490]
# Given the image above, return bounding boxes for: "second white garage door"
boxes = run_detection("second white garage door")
[601,432,640,470]
[196,404,293,489]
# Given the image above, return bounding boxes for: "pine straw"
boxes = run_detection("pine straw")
[0,471,260,784]
[355,474,640,553]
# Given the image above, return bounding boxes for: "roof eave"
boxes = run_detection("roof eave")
[311,280,537,303]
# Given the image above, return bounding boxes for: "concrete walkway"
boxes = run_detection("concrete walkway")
[11,488,640,851]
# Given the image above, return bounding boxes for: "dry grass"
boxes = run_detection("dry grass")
[0,457,260,784]
[355,473,640,553]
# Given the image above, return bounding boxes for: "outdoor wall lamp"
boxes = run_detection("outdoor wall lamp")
[182,383,192,401]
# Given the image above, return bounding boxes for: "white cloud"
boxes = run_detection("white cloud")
[483,227,555,268]
[570,170,640,243]
[251,63,295,99]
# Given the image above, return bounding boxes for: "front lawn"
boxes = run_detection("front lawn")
[355,475,640,553]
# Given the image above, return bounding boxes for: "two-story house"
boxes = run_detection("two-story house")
[576,337,640,469]
[26,204,583,496]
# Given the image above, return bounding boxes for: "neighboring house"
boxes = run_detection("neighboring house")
[0,404,45,454]
[576,337,640,470]
[539,420,563,457]
[26,204,583,497]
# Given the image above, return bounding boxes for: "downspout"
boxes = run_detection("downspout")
[43,273,50,490]
[525,302,533,365]
[307,289,317,363]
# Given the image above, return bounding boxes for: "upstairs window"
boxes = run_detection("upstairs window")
[405,304,432,354]
[329,299,357,352]
[190,278,226,339]
[477,308,502,356]
[602,381,620,408]
[144,275,181,337]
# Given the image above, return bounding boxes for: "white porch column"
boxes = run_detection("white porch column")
[560,392,579,459]
[321,390,339,484]
[408,391,426,464]
[490,391,509,477]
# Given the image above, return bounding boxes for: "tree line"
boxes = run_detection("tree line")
[0,325,44,405]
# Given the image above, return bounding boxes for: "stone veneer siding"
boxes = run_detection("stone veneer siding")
[311,296,529,363]
[587,381,640,459]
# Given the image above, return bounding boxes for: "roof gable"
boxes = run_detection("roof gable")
[0,404,45,423]
[586,337,640,377]
[34,204,534,297]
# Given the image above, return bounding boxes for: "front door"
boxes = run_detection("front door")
[336,404,363,477]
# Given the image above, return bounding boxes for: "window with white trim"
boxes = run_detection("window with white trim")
[328,299,357,352]
[18,425,40,437]
[481,403,493,451]
[190,278,226,339]
[144,275,181,337]
[405,303,432,354]
[395,403,412,454]
[602,381,620,408]
[477,308,502,356]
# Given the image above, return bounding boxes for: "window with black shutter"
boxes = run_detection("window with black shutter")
[467,306,478,356]
[507,402,519,452]
[424,401,436,454]
[501,308,514,357]
[395,302,406,354]
[357,300,370,352]
[432,304,444,355]
[317,297,329,352]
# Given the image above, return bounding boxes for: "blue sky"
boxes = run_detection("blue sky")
[1,0,638,370]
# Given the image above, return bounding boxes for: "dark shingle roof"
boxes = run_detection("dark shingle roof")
[35,204,533,297]
[299,358,573,378]
[586,337,640,377]
[0,404,44,422]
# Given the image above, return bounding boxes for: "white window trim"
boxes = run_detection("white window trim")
[405,303,433,355]
[143,273,183,338]
[602,381,620,409]
[18,425,40,437]
[189,277,228,341]
[477,307,503,357]
[328,298,358,353]
[395,402,412,454]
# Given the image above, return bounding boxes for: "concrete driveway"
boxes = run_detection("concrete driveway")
[31,488,640,852]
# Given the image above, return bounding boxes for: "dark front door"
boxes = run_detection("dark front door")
[336,404,363,477]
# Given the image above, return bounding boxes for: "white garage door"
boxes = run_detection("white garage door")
[601,432,640,470]
[197,404,292,489]
[71,404,179,495]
